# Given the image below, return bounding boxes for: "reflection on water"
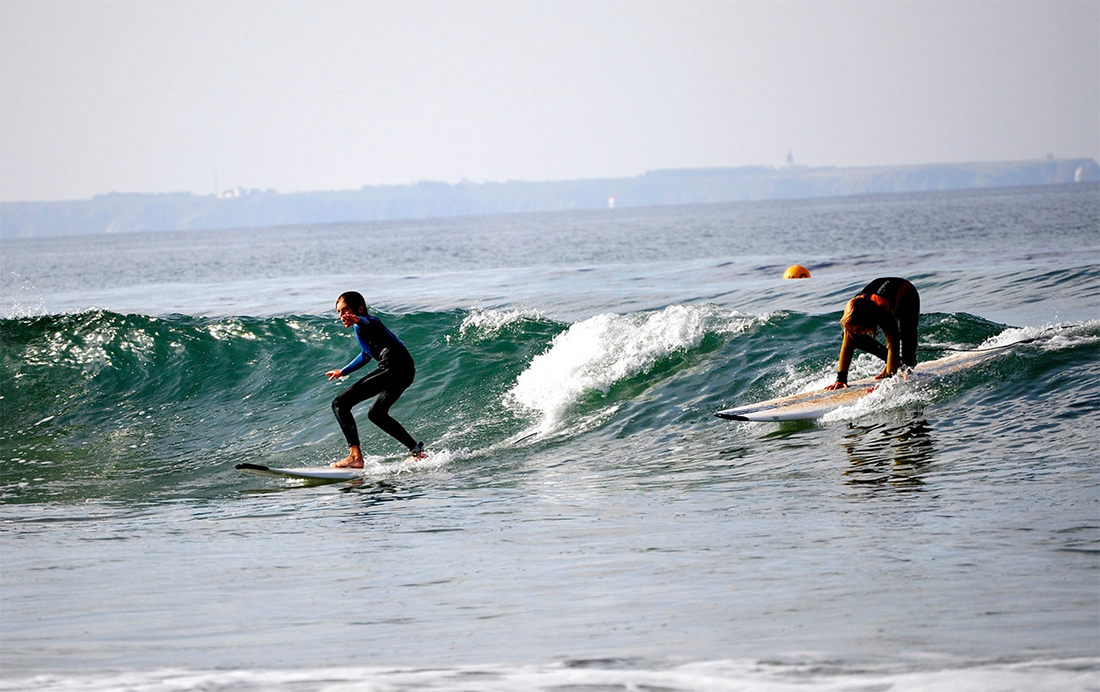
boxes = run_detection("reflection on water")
[842,420,935,489]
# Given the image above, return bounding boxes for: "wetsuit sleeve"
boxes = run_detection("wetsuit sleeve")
[340,351,370,376]
[340,322,375,375]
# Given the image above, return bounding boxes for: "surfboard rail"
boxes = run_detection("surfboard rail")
[235,463,364,480]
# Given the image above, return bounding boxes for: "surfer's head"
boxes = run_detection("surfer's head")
[336,292,368,314]
[840,296,879,336]
[335,291,369,327]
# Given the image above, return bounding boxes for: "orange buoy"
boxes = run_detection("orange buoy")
[783,264,811,279]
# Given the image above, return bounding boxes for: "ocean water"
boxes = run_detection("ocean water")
[1,184,1098,691]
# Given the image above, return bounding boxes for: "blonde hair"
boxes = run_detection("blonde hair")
[840,296,878,335]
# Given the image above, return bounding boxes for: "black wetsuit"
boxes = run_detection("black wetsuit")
[331,315,417,451]
[851,277,921,368]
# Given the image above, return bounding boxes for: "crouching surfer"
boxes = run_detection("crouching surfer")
[326,291,426,467]
[824,277,920,391]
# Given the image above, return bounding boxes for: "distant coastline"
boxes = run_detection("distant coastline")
[2,158,1097,239]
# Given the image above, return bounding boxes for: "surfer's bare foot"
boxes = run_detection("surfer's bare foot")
[333,447,364,468]
[333,455,364,468]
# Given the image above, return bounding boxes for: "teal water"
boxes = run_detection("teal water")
[1,184,1098,690]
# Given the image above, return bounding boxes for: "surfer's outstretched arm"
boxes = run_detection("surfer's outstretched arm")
[825,332,856,390]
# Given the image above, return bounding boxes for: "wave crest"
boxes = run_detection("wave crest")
[506,304,757,433]
[457,307,548,338]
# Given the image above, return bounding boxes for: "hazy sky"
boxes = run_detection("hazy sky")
[1,0,1097,202]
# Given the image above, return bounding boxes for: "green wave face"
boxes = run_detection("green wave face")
[2,306,1096,504]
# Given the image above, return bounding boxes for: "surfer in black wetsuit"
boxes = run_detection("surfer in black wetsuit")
[824,277,920,391]
[326,291,426,468]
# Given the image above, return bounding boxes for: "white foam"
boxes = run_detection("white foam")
[6,657,1095,692]
[820,373,930,422]
[357,448,464,477]
[457,307,546,338]
[778,351,885,398]
[981,319,1100,351]
[506,304,756,433]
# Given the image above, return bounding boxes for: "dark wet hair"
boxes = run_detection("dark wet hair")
[336,291,368,315]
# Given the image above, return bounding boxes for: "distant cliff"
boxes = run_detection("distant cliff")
[2,158,1097,239]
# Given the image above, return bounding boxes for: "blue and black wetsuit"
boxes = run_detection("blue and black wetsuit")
[332,314,419,452]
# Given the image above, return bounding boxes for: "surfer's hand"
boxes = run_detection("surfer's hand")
[325,369,344,380]
[824,381,848,391]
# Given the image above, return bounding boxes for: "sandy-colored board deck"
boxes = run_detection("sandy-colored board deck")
[715,347,1007,422]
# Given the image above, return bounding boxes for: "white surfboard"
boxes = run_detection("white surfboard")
[235,463,364,481]
[715,346,1009,422]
